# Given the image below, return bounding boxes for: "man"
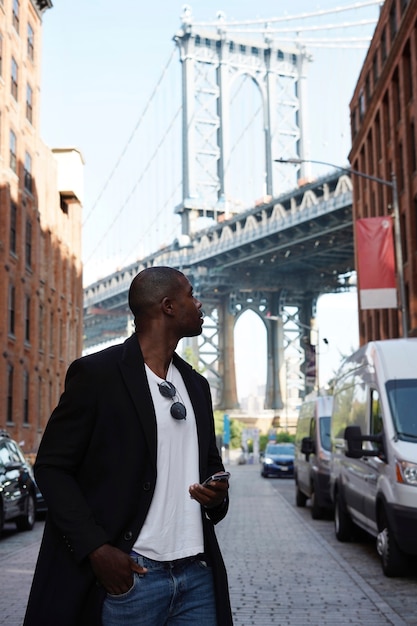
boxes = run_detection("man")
[24,266,232,626]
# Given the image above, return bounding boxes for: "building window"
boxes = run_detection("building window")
[402,41,413,103]
[25,296,30,342]
[365,74,371,106]
[49,311,54,355]
[39,304,44,351]
[12,0,19,33]
[26,83,33,123]
[411,122,417,173]
[9,130,17,172]
[23,371,29,424]
[11,57,18,100]
[372,54,378,86]
[8,284,15,335]
[359,88,365,121]
[10,201,17,254]
[381,27,387,63]
[392,68,401,123]
[7,365,14,423]
[27,23,34,60]
[398,142,404,192]
[25,219,32,268]
[389,3,397,41]
[24,152,32,192]
[382,91,390,145]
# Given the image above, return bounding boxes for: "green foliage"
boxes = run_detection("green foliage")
[259,431,294,451]
[276,431,295,443]
[213,411,244,449]
[182,346,204,374]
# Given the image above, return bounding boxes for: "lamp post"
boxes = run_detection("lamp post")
[275,157,408,338]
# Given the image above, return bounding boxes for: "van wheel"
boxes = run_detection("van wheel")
[311,485,323,520]
[334,489,352,541]
[295,483,307,507]
[16,493,36,531]
[377,508,408,577]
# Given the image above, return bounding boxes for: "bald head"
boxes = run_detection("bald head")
[128,266,185,325]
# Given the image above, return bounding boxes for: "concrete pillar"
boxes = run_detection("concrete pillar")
[217,297,239,410]
[265,314,284,411]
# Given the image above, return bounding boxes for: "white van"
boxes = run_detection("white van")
[330,338,417,576]
[294,395,333,519]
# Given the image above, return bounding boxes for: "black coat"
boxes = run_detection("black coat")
[24,335,232,626]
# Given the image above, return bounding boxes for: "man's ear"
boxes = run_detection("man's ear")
[161,296,175,316]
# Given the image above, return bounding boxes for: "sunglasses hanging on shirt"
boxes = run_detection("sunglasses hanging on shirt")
[157,381,187,420]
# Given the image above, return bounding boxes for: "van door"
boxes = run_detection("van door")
[297,414,313,495]
[342,378,368,525]
[362,388,385,533]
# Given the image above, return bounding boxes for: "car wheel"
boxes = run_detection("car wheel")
[295,484,307,507]
[334,489,352,541]
[311,485,324,520]
[377,507,409,577]
[16,493,36,531]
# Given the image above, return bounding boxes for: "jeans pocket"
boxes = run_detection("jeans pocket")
[195,558,211,569]
[106,574,137,600]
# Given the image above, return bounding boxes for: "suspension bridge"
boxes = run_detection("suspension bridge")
[82,2,380,423]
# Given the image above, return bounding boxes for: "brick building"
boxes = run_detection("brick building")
[349,0,417,343]
[0,0,83,453]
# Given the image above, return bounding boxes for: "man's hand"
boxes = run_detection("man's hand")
[89,544,147,595]
[189,473,229,509]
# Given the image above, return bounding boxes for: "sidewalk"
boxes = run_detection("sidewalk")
[0,463,409,625]
[216,463,407,626]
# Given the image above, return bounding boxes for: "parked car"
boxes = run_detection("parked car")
[0,430,37,534]
[261,443,295,478]
[331,339,417,577]
[294,394,333,519]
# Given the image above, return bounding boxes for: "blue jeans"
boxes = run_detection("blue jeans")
[102,553,217,625]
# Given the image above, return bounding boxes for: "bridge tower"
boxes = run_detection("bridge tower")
[173,8,315,416]
[174,6,312,236]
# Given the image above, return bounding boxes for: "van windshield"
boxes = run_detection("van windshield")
[319,416,331,451]
[386,379,417,442]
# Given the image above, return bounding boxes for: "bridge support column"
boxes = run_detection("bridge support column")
[265,315,284,411]
[264,293,284,412]
[298,296,318,397]
[217,297,239,410]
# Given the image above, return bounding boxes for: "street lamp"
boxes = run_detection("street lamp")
[275,157,408,338]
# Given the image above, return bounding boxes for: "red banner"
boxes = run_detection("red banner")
[355,216,397,309]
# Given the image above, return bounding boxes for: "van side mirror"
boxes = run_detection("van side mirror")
[301,436,315,460]
[344,425,386,461]
[344,426,363,458]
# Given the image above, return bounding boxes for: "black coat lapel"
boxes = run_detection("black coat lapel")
[118,335,157,466]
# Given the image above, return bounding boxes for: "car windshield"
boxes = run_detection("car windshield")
[319,416,331,451]
[265,444,294,456]
[386,379,417,442]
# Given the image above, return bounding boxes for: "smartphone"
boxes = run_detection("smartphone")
[202,471,230,486]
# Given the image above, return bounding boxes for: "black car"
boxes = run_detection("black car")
[261,443,295,478]
[0,430,37,534]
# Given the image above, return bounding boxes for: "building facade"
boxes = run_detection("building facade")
[0,0,83,453]
[349,0,417,343]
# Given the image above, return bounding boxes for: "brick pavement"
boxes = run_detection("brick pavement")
[0,462,409,625]
[215,463,408,626]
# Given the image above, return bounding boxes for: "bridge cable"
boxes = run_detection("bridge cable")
[84,105,182,265]
[82,45,177,228]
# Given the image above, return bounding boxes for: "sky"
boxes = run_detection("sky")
[38,0,379,393]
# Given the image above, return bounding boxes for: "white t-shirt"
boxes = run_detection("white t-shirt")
[133,361,204,560]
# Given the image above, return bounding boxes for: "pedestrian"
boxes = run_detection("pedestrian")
[24,266,232,626]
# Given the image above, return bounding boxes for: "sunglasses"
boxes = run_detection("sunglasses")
[157,381,187,420]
